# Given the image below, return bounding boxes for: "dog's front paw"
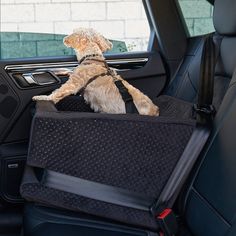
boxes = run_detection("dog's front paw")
[32,95,53,102]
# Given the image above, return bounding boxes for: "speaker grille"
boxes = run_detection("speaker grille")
[0,75,20,142]
[0,96,18,118]
[0,84,8,95]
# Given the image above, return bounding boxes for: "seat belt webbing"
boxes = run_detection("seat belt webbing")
[43,170,155,211]
[152,34,218,235]
[152,34,217,213]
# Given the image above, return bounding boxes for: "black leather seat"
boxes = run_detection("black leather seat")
[179,0,236,235]
[183,71,236,236]
[22,0,236,235]
[166,0,236,111]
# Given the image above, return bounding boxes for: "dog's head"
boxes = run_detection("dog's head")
[63,28,113,53]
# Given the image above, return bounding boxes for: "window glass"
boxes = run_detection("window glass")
[178,0,215,36]
[0,0,150,59]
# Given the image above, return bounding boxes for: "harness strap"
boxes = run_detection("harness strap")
[79,54,103,64]
[78,72,110,95]
[114,80,139,113]
[82,59,109,67]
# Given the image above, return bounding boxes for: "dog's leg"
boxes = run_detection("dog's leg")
[33,75,84,104]
[54,70,73,77]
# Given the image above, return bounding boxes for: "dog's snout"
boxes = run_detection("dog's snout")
[63,36,70,47]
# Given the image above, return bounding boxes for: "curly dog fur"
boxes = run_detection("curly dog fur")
[33,28,159,116]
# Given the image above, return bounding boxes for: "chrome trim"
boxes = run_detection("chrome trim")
[8,163,19,169]
[5,62,78,72]
[35,68,74,76]
[22,73,38,85]
[5,58,148,72]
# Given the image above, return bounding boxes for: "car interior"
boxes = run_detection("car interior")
[0,0,236,235]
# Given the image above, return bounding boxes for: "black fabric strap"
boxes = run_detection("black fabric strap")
[198,34,215,107]
[194,34,218,123]
[149,36,218,236]
[114,80,139,114]
[43,170,155,211]
[79,54,103,64]
[150,124,210,215]
[152,34,217,216]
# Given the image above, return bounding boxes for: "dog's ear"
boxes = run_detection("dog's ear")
[94,34,113,52]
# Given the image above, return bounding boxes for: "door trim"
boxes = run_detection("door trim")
[5,58,148,72]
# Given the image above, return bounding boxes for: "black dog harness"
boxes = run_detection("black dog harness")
[78,54,139,114]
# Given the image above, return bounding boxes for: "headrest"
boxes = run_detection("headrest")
[213,0,236,35]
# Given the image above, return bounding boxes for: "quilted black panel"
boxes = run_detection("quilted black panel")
[21,98,195,229]
[27,112,194,197]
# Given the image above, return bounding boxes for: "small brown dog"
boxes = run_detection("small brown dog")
[33,28,159,116]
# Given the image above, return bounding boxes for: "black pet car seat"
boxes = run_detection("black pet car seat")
[20,35,217,235]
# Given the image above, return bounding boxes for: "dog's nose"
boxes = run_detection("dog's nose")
[63,37,70,46]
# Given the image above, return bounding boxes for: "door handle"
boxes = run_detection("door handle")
[22,72,59,86]
[22,73,38,85]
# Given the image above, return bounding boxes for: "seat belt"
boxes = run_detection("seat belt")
[152,34,218,236]
[193,33,217,123]
[39,34,217,235]
[43,169,155,211]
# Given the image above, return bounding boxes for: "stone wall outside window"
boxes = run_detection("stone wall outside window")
[0,0,215,59]
[179,0,214,36]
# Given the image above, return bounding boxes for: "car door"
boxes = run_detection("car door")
[0,0,168,229]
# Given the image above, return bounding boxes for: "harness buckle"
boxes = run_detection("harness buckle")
[156,209,178,236]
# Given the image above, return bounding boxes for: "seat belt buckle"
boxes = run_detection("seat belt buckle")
[156,209,178,236]
[193,104,216,116]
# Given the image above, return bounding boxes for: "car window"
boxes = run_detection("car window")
[178,0,215,36]
[0,0,150,60]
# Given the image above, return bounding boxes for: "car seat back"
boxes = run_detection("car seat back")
[166,0,236,111]
[183,0,236,235]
